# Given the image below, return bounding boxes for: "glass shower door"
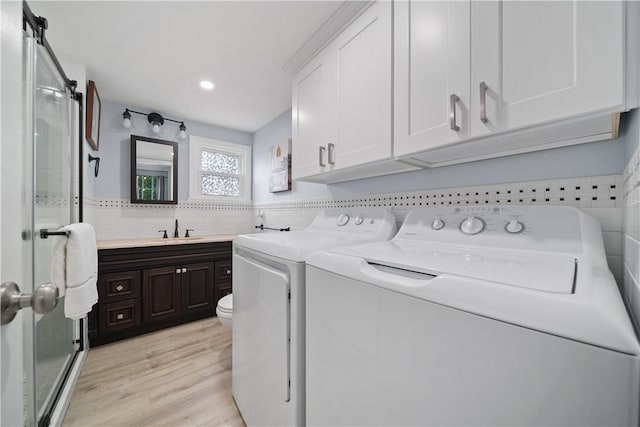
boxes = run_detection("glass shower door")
[24,34,78,425]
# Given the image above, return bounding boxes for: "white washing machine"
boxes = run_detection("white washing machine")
[232,208,397,426]
[306,205,640,426]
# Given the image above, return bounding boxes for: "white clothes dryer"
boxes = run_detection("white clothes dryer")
[232,208,397,426]
[305,205,640,426]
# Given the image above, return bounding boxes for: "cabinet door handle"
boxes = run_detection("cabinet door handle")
[116,313,124,320]
[226,269,231,275]
[115,284,124,292]
[318,146,326,167]
[327,143,335,165]
[182,268,187,273]
[450,94,461,131]
[479,82,488,123]
[176,269,181,274]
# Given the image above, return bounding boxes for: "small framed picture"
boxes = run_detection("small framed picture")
[86,80,101,151]
[269,138,292,193]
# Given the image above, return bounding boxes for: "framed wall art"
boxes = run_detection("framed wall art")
[269,138,291,193]
[86,80,101,151]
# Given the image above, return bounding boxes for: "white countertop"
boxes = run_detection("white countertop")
[97,234,236,250]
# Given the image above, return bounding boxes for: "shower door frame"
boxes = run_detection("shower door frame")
[22,2,87,426]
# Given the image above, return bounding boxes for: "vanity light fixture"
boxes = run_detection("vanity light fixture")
[121,108,187,140]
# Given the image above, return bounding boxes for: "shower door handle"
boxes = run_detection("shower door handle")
[1,282,59,325]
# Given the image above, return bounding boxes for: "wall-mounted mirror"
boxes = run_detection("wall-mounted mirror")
[130,135,178,204]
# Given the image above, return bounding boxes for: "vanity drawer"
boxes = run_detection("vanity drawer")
[99,299,141,333]
[98,271,141,302]
[215,261,232,283]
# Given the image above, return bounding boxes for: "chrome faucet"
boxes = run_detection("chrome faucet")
[174,219,179,238]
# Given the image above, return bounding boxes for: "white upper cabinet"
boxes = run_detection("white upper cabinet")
[292,1,398,181]
[292,51,332,179]
[293,0,635,181]
[394,1,470,157]
[394,0,632,163]
[470,1,625,137]
[332,1,392,170]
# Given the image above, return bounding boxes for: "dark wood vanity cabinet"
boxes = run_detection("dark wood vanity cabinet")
[96,270,143,334]
[89,241,231,346]
[182,262,215,314]
[143,265,182,323]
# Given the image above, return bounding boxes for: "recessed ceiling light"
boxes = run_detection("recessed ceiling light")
[200,80,215,90]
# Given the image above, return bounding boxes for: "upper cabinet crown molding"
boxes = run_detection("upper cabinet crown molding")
[283,1,374,76]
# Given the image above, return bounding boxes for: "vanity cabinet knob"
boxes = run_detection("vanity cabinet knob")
[116,313,124,320]
[182,268,187,273]
[176,269,181,274]
[115,284,124,292]
[226,269,231,275]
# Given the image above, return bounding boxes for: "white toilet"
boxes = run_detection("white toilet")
[216,294,233,329]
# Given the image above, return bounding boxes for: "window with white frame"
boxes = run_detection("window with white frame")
[189,136,252,201]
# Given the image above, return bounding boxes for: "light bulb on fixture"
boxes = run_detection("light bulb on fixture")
[122,109,132,129]
[147,112,164,135]
[179,122,187,140]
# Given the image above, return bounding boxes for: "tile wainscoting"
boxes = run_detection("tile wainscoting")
[623,149,640,327]
[82,174,624,283]
[83,198,253,241]
[253,174,623,283]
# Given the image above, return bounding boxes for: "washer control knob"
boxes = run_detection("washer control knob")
[337,214,350,226]
[460,216,485,235]
[506,219,524,234]
[431,218,445,230]
[354,216,364,225]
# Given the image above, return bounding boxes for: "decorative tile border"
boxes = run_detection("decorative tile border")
[34,195,82,207]
[85,198,252,211]
[84,174,622,214]
[35,194,71,207]
[254,174,622,211]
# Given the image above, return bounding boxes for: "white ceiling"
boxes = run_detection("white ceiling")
[30,1,343,133]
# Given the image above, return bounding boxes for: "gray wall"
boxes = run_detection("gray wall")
[252,108,627,203]
[95,99,253,200]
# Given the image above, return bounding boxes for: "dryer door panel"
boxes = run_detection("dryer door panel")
[232,250,291,426]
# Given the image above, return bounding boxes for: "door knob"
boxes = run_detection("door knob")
[1,282,59,325]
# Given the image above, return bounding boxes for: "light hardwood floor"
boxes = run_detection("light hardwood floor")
[63,318,245,427]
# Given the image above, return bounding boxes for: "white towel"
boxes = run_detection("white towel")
[50,223,98,319]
